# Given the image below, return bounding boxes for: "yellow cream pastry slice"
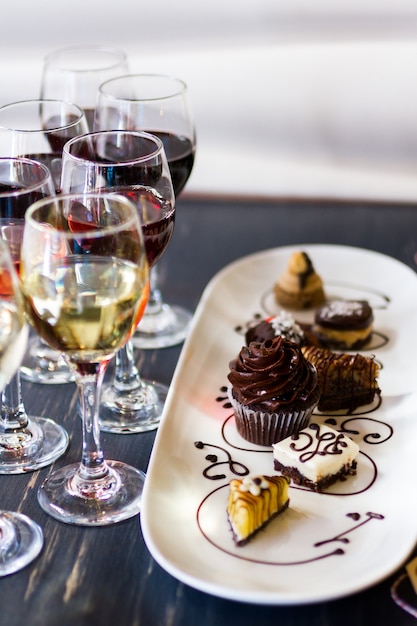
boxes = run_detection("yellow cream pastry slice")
[227,475,290,546]
[274,251,325,310]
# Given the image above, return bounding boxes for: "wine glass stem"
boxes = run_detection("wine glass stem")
[0,372,28,429]
[145,265,163,316]
[76,364,108,481]
[114,341,142,390]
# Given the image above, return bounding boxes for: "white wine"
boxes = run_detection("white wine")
[0,300,28,391]
[23,256,148,363]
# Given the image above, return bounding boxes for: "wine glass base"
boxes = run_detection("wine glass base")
[131,304,192,349]
[37,461,145,526]
[0,512,43,576]
[20,335,74,384]
[99,379,167,434]
[0,417,69,475]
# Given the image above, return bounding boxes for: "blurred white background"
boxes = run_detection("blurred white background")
[2,0,417,201]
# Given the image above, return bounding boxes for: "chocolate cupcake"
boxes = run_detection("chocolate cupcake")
[227,336,320,446]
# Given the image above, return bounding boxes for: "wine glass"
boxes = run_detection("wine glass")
[21,193,149,525]
[0,237,43,574]
[0,99,88,193]
[41,45,129,131]
[95,73,196,348]
[61,130,175,433]
[0,98,89,384]
[0,157,69,473]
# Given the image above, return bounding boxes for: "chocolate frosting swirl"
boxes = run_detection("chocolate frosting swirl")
[228,337,319,411]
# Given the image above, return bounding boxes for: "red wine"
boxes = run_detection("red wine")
[67,200,141,259]
[0,271,14,297]
[123,187,175,267]
[67,200,101,254]
[0,183,48,219]
[67,134,164,189]
[0,184,49,268]
[43,114,85,153]
[65,188,174,267]
[151,131,195,196]
[24,153,62,192]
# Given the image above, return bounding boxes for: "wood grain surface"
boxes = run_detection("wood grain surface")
[1,196,416,626]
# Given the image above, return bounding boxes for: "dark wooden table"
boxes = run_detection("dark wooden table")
[2,196,417,625]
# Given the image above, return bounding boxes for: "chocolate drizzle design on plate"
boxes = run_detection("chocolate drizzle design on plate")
[195,382,392,560]
[215,396,389,452]
[313,511,384,548]
[193,275,393,566]
[325,415,393,445]
[289,423,351,463]
[196,483,385,565]
[216,386,232,409]
[194,441,249,480]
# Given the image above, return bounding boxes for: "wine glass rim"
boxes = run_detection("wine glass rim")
[99,73,187,101]
[63,129,164,165]
[43,45,128,72]
[0,157,53,196]
[0,99,86,133]
[25,192,141,239]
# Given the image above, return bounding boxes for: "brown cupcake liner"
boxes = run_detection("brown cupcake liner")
[227,387,317,447]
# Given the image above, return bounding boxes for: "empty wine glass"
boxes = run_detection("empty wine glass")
[0,157,69,474]
[0,237,43,574]
[0,98,89,384]
[60,130,175,433]
[21,193,149,525]
[41,45,129,131]
[95,73,196,348]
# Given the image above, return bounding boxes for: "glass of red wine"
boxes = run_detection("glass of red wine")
[95,73,196,348]
[0,99,88,193]
[0,157,69,473]
[41,45,129,131]
[0,237,43,572]
[0,98,89,385]
[21,193,149,525]
[60,130,175,433]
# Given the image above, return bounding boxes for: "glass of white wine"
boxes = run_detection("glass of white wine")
[20,193,150,525]
[0,238,43,575]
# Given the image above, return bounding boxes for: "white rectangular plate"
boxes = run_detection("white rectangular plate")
[141,244,417,605]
